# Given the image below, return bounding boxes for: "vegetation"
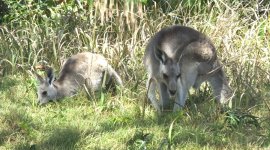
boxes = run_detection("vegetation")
[0,0,269,149]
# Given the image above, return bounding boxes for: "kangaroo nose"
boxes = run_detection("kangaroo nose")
[169,90,176,96]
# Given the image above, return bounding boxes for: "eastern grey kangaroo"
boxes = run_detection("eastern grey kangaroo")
[144,25,232,113]
[35,52,123,104]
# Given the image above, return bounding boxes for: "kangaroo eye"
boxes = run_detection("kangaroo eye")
[163,74,168,79]
[177,74,181,78]
[42,91,47,96]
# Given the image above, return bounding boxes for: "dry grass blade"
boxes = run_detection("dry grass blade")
[0,1,269,149]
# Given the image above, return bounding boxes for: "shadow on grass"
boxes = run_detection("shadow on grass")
[0,107,38,149]
[13,127,81,150]
[14,142,34,150]
[37,127,81,150]
[0,130,11,145]
[1,108,36,139]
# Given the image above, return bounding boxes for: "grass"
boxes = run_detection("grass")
[0,0,270,149]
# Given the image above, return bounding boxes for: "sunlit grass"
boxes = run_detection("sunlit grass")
[0,0,269,149]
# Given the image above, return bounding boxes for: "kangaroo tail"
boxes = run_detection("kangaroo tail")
[108,66,123,87]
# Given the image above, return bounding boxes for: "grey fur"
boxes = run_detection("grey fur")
[35,52,123,104]
[144,25,233,113]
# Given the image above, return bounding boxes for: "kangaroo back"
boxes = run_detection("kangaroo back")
[35,52,123,104]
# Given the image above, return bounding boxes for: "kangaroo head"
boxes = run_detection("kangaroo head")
[35,68,57,104]
[154,47,181,97]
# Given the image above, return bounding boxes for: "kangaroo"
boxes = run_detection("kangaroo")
[34,52,123,104]
[144,25,233,113]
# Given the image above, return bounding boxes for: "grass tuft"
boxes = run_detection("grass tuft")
[0,0,269,149]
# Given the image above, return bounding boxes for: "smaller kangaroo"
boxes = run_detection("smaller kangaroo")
[34,52,123,104]
[144,25,233,113]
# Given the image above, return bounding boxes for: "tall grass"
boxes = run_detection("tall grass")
[0,0,270,149]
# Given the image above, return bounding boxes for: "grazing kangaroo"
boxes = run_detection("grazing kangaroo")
[35,52,123,104]
[144,25,233,113]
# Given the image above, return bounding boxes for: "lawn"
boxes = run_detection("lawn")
[0,0,270,149]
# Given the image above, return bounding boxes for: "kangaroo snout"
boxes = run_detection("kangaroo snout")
[169,89,177,96]
[168,80,177,97]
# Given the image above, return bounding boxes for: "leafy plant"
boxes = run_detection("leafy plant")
[127,129,153,150]
[224,109,260,129]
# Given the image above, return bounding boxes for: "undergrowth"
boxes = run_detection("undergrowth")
[0,0,269,149]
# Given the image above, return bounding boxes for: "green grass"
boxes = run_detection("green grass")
[0,0,270,149]
[0,74,269,149]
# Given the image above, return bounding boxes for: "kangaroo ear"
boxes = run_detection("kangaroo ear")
[34,72,45,84]
[46,68,55,85]
[154,47,167,64]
